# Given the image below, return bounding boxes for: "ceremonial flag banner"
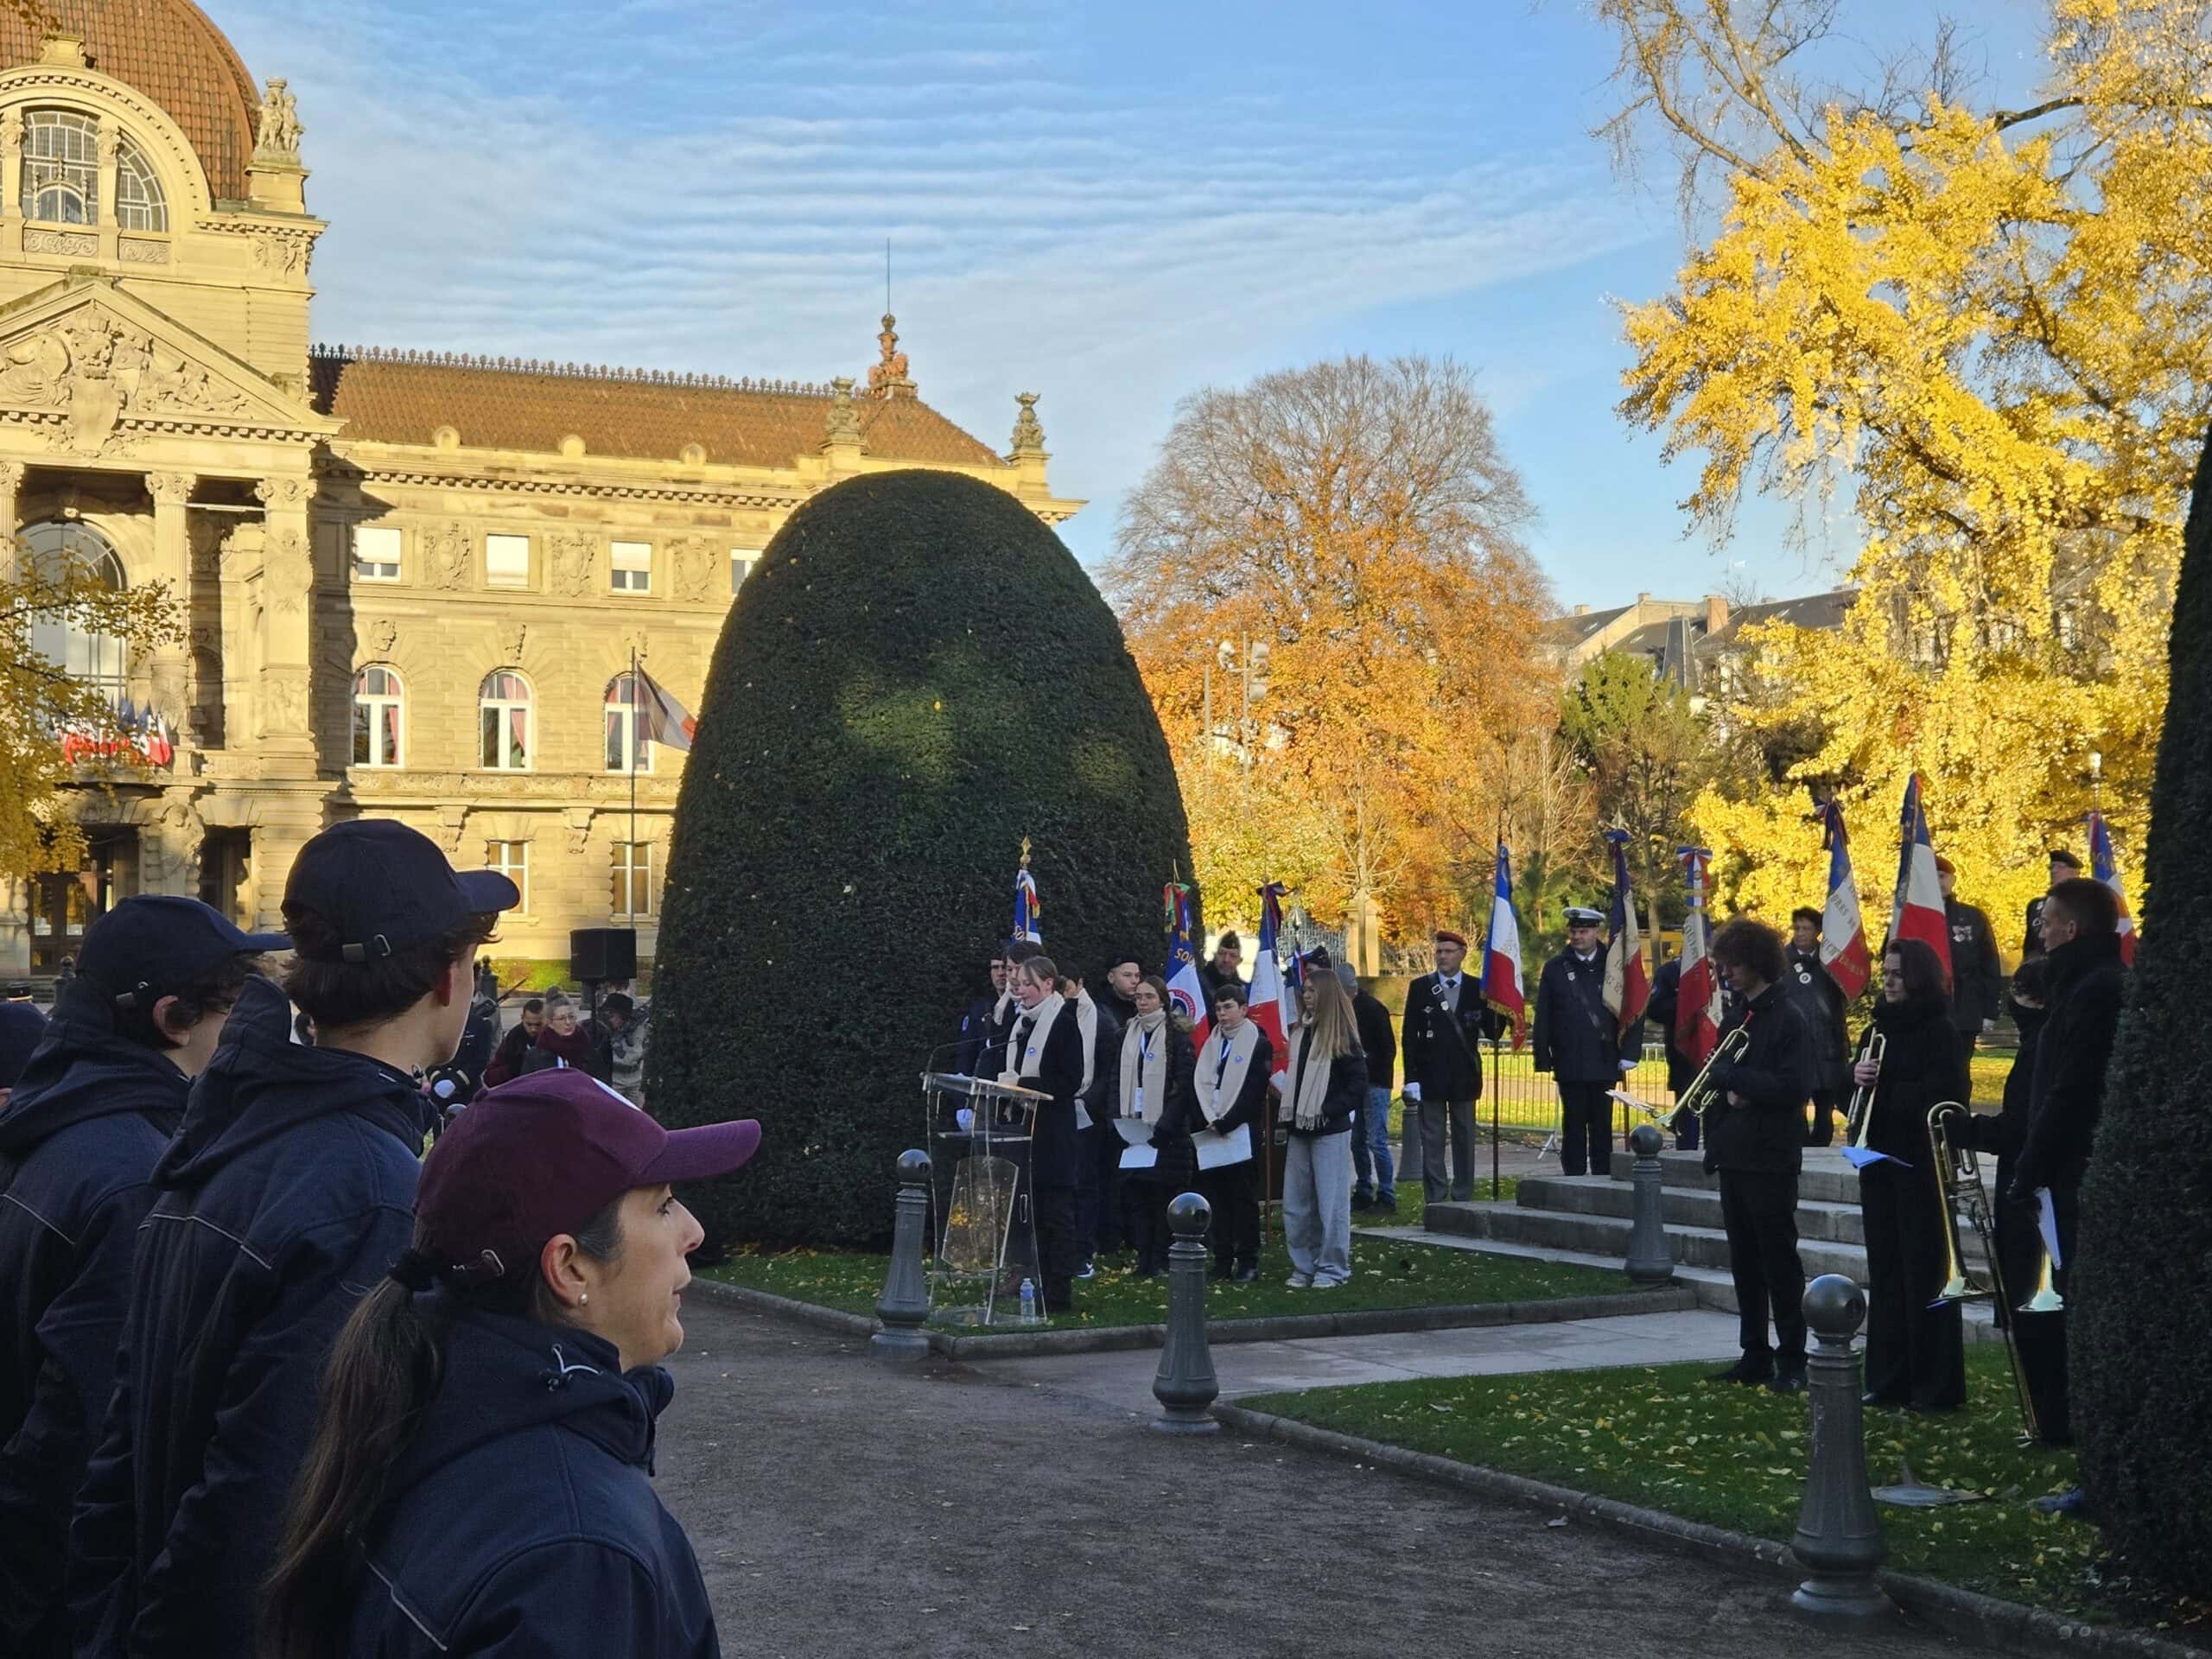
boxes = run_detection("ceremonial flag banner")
[632,666,697,754]
[1164,880,1210,1046]
[2089,811,2138,966]
[1602,830,1651,1037]
[1675,846,1723,1066]
[1478,843,1527,1048]
[1891,774,1952,975]
[1248,882,1289,1054]
[1816,802,1872,999]
[1013,861,1042,945]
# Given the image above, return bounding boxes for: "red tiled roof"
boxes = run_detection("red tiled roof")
[308,349,1006,471]
[0,0,261,204]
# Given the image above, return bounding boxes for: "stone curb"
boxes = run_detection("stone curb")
[1211,1404,2199,1659]
[686,1277,1697,1359]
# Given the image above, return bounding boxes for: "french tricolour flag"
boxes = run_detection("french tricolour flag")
[1816,801,1872,999]
[633,666,698,754]
[1602,828,1651,1038]
[1675,846,1723,1066]
[1164,880,1210,1047]
[1478,843,1527,1049]
[1890,773,1951,976]
[1248,882,1289,1054]
[2088,811,2137,966]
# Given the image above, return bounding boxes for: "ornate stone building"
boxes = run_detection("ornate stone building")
[0,6,1078,973]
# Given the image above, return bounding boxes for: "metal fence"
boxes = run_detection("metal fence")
[1428,1042,1679,1135]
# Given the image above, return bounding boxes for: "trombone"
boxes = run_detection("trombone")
[1926,1101,2042,1441]
[1841,1026,1885,1150]
[1668,1025,1751,1135]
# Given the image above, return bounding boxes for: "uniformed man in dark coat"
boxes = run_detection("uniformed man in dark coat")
[1399,929,1495,1202]
[1786,907,1851,1147]
[1936,856,2004,1067]
[1531,907,1630,1177]
[953,950,1009,1074]
[2021,849,2082,961]
[1198,931,1245,1009]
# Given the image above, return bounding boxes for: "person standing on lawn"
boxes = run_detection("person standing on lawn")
[1532,908,1626,1179]
[1198,931,1245,1008]
[1112,974,1200,1278]
[1195,981,1270,1281]
[1700,917,1818,1395]
[1004,956,1085,1313]
[1787,907,1852,1147]
[1275,963,1367,1289]
[1062,970,1122,1280]
[1344,963,1397,1213]
[1402,929,1493,1202]
[1936,855,2005,1068]
[1852,939,1969,1411]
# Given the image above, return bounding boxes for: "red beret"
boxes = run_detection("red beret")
[1434,929,1468,949]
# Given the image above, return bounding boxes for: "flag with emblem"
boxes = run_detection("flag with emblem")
[2088,810,2137,966]
[1889,773,1951,975]
[1012,844,1042,945]
[1675,846,1724,1066]
[1601,829,1651,1037]
[1248,881,1290,1054]
[1478,843,1527,1049]
[1815,801,1872,998]
[1163,878,1210,1047]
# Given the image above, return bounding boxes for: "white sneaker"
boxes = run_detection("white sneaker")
[1285,1272,1313,1288]
[1312,1276,1347,1291]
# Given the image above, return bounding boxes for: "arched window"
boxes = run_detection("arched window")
[115,136,168,232]
[605,673,652,774]
[23,522,128,699]
[353,667,404,768]
[22,111,99,224]
[479,671,532,770]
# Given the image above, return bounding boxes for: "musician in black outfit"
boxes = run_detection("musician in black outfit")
[1532,908,1630,1178]
[1195,981,1272,1280]
[1401,929,1495,1200]
[2020,849,2082,962]
[1004,955,1085,1313]
[1702,918,1818,1394]
[1787,908,1851,1147]
[1853,939,1969,1410]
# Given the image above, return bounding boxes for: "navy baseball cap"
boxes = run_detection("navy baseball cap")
[417,1068,760,1281]
[78,895,289,1007]
[284,819,519,963]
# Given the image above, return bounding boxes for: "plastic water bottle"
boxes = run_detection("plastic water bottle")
[1018,1278,1039,1324]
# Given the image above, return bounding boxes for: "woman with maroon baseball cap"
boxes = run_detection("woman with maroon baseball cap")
[262,1069,760,1659]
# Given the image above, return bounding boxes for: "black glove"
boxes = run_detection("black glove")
[1705,1058,1738,1088]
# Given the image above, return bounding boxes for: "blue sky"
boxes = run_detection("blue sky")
[220,0,2046,608]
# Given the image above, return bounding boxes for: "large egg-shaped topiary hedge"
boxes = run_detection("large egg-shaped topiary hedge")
[647,468,1196,1251]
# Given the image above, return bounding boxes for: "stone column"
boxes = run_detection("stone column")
[0,461,22,563]
[146,472,195,730]
[1,116,20,251]
[248,474,324,930]
[95,123,119,261]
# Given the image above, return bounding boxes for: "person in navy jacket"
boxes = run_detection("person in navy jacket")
[263,1067,758,1659]
[0,897,284,1658]
[68,821,517,1659]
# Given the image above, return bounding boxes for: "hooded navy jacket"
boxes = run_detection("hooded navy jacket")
[0,983,189,1658]
[349,1309,719,1657]
[69,976,433,1659]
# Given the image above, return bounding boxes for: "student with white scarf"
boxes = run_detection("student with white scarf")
[1113,974,1199,1277]
[1062,972,1122,1281]
[1273,963,1368,1288]
[1001,955,1085,1314]
[1194,980,1272,1281]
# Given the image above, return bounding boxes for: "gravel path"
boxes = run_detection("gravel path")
[658,1298,1973,1659]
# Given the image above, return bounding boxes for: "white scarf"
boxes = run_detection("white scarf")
[1278,1021,1338,1130]
[1195,1020,1259,1127]
[1073,989,1099,1095]
[1118,1010,1170,1124]
[1006,992,1067,1084]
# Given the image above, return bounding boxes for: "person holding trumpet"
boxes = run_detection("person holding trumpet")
[1850,938,1970,1411]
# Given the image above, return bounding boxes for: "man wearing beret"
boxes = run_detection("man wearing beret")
[1399,930,1495,1204]
[2022,849,2082,962]
[1936,855,2004,1069]
[1533,907,1633,1177]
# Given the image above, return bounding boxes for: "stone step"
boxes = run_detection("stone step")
[1603,1146,1868,1205]
[1520,1174,1875,1247]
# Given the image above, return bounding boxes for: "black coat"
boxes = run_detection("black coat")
[1944,899,2005,1035]
[482,1020,535,1088]
[1351,991,1395,1085]
[2015,931,2126,1198]
[952,993,997,1076]
[0,987,189,1658]
[1786,947,1852,1096]
[1285,1038,1368,1137]
[1861,995,1971,1161]
[1531,950,1625,1084]
[1075,998,1124,1127]
[1010,1002,1086,1190]
[1198,961,1243,1009]
[1643,958,1694,1094]
[1403,973,1495,1097]
[1701,981,1817,1174]
[2021,894,2050,962]
[1967,997,2045,1172]
[1196,1025,1272,1135]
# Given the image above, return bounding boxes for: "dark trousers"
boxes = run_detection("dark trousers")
[1418,1096,1478,1201]
[1717,1169,1806,1369]
[1556,1081,1612,1177]
[1807,1086,1840,1147]
[1034,1182,1077,1312]
[1200,1159,1259,1271]
[1091,1124,1128,1253]
[1072,1123,1103,1259]
[1128,1179,1174,1274]
[1992,1178,2071,1441]
[1859,1160,1966,1408]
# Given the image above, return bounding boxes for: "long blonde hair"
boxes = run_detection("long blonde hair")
[1300,971,1361,1060]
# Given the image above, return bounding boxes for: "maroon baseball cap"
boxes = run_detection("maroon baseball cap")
[417,1068,760,1281]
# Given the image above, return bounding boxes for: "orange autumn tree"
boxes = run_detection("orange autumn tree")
[1599,0,2212,931]
[1104,355,1555,935]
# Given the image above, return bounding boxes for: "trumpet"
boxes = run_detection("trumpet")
[1842,1026,1885,1150]
[1926,1101,2043,1440]
[1669,1025,1751,1134]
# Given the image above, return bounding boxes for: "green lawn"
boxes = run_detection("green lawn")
[1241,1346,2154,1623]
[702,1223,1633,1332]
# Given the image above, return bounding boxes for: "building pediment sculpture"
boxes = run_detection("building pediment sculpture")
[422,522,472,591]
[547,531,596,597]
[256,78,303,161]
[671,537,716,603]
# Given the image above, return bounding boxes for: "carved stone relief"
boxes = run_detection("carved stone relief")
[255,477,313,509]
[24,230,98,257]
[259,668,311,738]
[671,537,715,603]
[366,618,398,658]
[547,531,595,597]
[499,620,527,663]
[0,308,260,455]
[422,523,471,590]
[264,530,312,613]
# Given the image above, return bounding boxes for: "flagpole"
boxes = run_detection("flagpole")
[1491,812,1503,1203]
[628,646,639,882]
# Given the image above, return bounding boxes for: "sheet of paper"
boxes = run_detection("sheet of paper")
[2037,1186,2063,1268]
[1606,1089,1662,1118]
[1111,1117,1153,1146]
[1119,1143,1159,1170]
[1074,1102,1092,1132]
[1192,1125,1252,1170]
[1840,1146,1909,1171]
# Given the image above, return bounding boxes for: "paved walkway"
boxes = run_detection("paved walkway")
[656,1299,1962,1658]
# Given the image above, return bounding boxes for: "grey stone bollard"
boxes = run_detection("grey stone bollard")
[868,1149,932,1366]
[1789,1274,1894,1621]
[1623,1122,1675,1286]
[1151,1192,1220,1433]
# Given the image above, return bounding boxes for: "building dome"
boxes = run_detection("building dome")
[0,1,259,204]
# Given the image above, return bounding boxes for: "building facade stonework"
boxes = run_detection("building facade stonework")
[0,13,1079,973]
